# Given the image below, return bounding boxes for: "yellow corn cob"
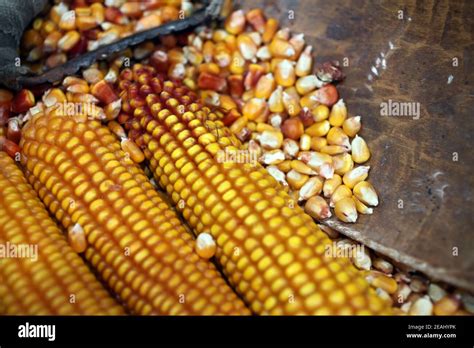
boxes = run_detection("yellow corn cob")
[118,64,392,315]
[20,114,250,315]
[0,151,124,315]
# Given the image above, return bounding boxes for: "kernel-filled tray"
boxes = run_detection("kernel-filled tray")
[0,0,472,316]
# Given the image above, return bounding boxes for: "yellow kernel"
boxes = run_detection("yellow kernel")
[195,232,216,259]
[328,99,347,126]
[121,138,145,163]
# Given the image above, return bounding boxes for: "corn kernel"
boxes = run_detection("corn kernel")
[58,30,80,51]
[353,181,379,206]
[282,87,301,117]
[367,272,398,294]
[289,33,305,58]
[329,99,347,127]
[121,138,145,163]
[225,10,246,35]
[283,139,299,158]
[203,40,215,63]
[332,153,354,176]
[219,95,237,111]
[263,18,279,43]
[257,45,271,61]
[320,145,349,155]
[299,134,311,151]
[343,116,361,138]
[59,10,76,31]
[290,160,316,175]
[351,135,371,163]
[91,3,105,24]
[286,169,309,190]
[296,75,320,95]
[342,166,370,189]
[353,196,373,215]
[259,130,283,150]
[255,73,276,99]
[195,233,217,259]
[108,121,127,139]
[334,197,358,223]
[266,165,288,187]
[281,118,304,140]
[275,59,296,87]
[246,8,266,33]
[12,89,35,113]
[135,13,162,32]
[277,159,292,173]
[230,51,246,74]
[323,174,342,198]
[68,223,87,253]
[243,98,269,122]
[268,86,285,113]
[306,120,330,137]
[42,88,67,108]
[237,34,257,61]
[269,38,296,59]
[327,127,351,148]
[299,176,323,201]
[433,296,459,316]
[310,136,327,151]
[260,149,285,165]
[295,46,312,77]
[76,16,98,31]
[230,115,248,134]
[305,196,331,220]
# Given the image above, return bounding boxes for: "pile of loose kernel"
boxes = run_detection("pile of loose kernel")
[320,230,473,315]
[20,0,192,73]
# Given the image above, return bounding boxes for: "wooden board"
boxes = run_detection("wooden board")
[236,0,474,291]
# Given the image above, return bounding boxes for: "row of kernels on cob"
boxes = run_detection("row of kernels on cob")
[0,151,125,315]
[158,9,377,224]
[21,0,189,72]
[116,65,392,315]
[19,111,250,315]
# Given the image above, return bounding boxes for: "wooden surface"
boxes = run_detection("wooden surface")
[236,0,474,291]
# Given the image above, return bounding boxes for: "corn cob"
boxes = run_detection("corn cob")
[118,64,392,315]
[0,151,124,315]
[20,113,250,315]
